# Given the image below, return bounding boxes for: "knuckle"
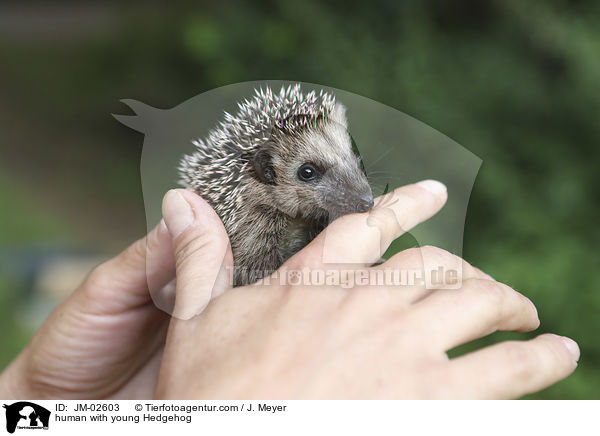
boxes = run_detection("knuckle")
[368,208,402,241]
[120,238,148,267]
[84,261,112,289]
[474,279,507,305]
[174,227,228,269]
[420,245,454,265]
[402,246,422,258]
[465,279,508,320]
[389,246,425,268]
[420,245,445,256]
[505,342,538,382]
[392,211,413,235]
[85,238,148,288]
[419,246,474,283]
[132,236,148,257]
[175,235,209,268]
[374,191,413,228]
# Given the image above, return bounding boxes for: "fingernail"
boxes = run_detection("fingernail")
[417,179,447,196]
[560,336,580,363]
[528,299,539,323]
[162,190,195,238]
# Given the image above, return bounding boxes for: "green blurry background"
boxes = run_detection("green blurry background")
[0,1,598,398]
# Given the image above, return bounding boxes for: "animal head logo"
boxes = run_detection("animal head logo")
[3,402,50,434]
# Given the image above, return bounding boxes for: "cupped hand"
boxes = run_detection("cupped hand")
[0,189,232,399]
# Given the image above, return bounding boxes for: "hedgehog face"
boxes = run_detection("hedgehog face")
[182,87,374,228]
[259,115,373,221]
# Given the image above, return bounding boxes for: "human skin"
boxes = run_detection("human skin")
[0,181,579,399]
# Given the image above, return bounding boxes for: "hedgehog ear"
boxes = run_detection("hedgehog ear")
[251,146,277,185]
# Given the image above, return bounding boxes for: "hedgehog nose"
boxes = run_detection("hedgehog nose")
[357,194,374,213]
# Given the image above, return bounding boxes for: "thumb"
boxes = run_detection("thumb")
[162,189,233,319]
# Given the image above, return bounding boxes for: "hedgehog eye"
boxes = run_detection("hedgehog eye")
[297,163,319,182]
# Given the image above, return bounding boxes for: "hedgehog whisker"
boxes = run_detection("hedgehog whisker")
[363,148,394,172]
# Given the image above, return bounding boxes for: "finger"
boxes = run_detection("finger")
[146,221,177,314]
[409,278,539,352]
[297,180,447,268]
[162,189,234,319]
[81,218,175,313]
[442,334,580,399]
[382,246,492,283]
[374,246,495,303]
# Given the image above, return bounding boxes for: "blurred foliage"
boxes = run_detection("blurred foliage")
[0,278,31,369]
[0,0,598,398]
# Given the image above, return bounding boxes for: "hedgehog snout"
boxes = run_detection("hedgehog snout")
[357,193,374,213]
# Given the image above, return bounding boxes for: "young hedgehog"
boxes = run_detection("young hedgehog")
[179,85,373,286]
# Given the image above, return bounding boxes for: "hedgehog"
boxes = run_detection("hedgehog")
[179,84,373,286]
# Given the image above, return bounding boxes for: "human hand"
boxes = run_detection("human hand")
[156,181,579,399]
[0,188,232,399]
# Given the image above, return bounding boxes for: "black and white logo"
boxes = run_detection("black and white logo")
[2,402,50,434]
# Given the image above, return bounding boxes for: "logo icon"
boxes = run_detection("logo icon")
[3,402,50,434]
